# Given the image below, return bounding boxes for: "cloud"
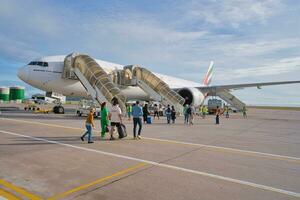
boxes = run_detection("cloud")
[214,56,300,81]
[181,0,283,28]
[0,0,299,105]
[0,34,42,61]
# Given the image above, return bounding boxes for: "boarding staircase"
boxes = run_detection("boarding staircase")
[118,65,185,113]
[62,53,185,114]
[217,91,246,111]
[62,53,127,112]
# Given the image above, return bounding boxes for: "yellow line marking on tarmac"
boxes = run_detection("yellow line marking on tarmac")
[0,188,21,200]
[1,129,300,198]
[47,163,146,200]
[1,117,300,163]
[0,179,43,200]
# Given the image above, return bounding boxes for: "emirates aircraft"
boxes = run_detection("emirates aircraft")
[17,54,300,110]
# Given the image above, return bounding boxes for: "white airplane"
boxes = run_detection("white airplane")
[17,54,300,110]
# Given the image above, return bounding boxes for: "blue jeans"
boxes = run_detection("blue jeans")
[82,124,93,142]
[166,114,171,124]
[133,118,142,137]
[184,114,189,123]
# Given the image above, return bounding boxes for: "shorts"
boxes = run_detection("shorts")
[111,122,120,127]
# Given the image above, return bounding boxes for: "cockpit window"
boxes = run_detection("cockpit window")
[28,61,49,67]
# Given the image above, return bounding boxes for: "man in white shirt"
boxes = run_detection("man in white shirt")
[109,98,123,140]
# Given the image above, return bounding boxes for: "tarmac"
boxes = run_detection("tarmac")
[0,107,299,200]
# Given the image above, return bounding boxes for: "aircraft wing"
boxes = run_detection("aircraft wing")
[196,80,300,94]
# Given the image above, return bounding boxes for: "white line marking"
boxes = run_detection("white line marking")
[1,129,299,198]
[142,137,300,162]
[1,117,299,162]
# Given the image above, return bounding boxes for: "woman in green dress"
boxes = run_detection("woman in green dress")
[100,102,109,138]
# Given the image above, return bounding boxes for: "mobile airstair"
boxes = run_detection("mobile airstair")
[62,53,127,112]
[217,91,246,111]
[118,65,185,113]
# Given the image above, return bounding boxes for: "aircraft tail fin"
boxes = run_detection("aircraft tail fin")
[203,61,214,86]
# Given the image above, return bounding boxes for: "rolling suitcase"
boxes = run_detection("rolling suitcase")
[118,124,127,139]
[147,116,152,124]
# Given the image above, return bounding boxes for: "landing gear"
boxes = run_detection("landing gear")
[53,105,64,114]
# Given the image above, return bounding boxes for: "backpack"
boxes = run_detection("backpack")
[186,107,191,114]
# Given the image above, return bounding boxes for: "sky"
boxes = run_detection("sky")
[0,0,300,106]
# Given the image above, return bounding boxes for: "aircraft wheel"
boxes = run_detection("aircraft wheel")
[58,106,64,114]
[53,106,64,114]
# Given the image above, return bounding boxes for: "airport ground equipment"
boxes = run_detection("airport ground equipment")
[76,100,101,118]
[53,102,65,114]
[63,53,127,112]
[207,99,223,114]
[62,53,184,114]
[113,65,185,114]
[34,108,52,114]
[217,91,246,111]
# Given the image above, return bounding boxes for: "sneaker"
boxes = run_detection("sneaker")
[133,137,137,140]
[137,135,141,139]
[88,141,94,144]
[80,136,84,141]
[110,137,115,141]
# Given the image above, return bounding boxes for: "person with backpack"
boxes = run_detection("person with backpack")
[80,108,96,144]
[165,105,172,124]
[108,98,122,140]
[132,101,143,139]
[100,102,109,139]
[171,105,176,123]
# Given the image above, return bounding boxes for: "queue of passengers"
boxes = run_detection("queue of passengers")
[81,98,144,143]
[81,99,247,143]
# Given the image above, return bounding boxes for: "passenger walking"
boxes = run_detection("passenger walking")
[132,101,143,139]
[183,104,189,124]
[100,102,109,139]
[127,104,132,120]
[153,104,159,119]
[143,104,149,124]
[109,98,122,140]
[171,105,176,123]
[189,105,195,125]
[81,108,95,143]
[242,106,247,119]
[225,105,229,118]
[165,105,171,124]
[215,106,221,125]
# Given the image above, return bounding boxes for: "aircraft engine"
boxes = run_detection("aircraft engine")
[177,87,205,107]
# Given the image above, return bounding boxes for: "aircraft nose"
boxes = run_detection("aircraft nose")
[17,65,29,82]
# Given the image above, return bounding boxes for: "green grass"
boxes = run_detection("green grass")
[248,106,300,111]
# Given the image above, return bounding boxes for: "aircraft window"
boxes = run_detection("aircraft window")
[28,61,48,67]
